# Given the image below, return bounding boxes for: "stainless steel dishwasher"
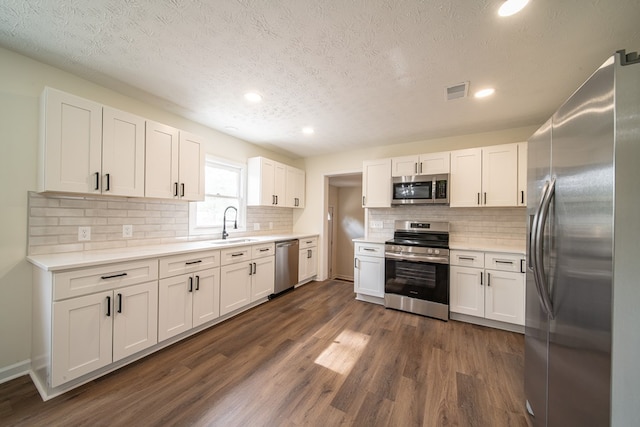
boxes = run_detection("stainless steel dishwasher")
[273,239,299,296]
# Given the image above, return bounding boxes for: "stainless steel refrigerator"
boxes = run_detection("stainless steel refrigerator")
[525,50,640,426]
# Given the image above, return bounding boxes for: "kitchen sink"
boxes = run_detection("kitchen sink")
[209,238,258,246]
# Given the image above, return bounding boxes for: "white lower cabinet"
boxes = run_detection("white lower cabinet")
[450,250,525,326]
[353,242,385,299]
[51,280,158,388]
[298,237,318,283]
[220,243,275,316]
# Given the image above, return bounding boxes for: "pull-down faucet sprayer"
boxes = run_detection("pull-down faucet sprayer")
[222,206,238,239]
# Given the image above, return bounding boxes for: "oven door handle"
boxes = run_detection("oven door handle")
[385,251,449,264]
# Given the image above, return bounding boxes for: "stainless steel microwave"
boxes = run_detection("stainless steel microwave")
[391,174,449,205]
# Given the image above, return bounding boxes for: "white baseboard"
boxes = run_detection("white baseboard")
[0,359,30,385]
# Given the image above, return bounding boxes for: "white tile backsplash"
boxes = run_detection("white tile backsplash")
[27,192,294,255]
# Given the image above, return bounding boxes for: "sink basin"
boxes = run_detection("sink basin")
[210,238,258,246]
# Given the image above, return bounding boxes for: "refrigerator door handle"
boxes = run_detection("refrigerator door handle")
[534,178,556,318]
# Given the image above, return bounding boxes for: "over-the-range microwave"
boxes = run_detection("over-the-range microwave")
[391,174,449,205]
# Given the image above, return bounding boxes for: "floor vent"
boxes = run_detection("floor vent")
[445,82,469,101]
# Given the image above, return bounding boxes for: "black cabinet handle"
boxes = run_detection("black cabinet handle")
[480,273,483,286]
[231,252,244,257]
[259,248,270,252]
[272,195,276,205]
[174,182,179,197]
[185,260,202,265]
[249,263,253,275]
[275,195,278,205]
[487,272,491,286]
[181,183,185,197]
[195,275,200,291]
[521,190,525,204]
[484,192,487,205]
[117,293,122,313]
[520,259,525,273]
[495,260,514,265]
[101,272,128,280]
[95,172,100,191]
[188,276,193,292]
[106,296,111,317]
[307,249,312,259]
[459,256,475,261]
[253,262,257,275]
[106,173,110,191]
[477,193,480,205]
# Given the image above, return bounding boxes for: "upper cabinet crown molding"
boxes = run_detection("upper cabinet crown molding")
[38,87,204,201]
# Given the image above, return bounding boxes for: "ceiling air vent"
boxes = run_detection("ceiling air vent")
[445,82,469,101]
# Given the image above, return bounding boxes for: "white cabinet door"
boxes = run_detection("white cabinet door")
[145,120,179,199]
[158,274,193,341]
[450,148,482,207]
[449,266,484,317]
[178,131,205,201]
[391,155,419,177]
[419,151,450,174]
[362,159,391,207]
[101,107,146,197]
[220,262,252,316]
[273,161,286,206]
[247,157,275,206]
[298,247,317,282]
[52,291,112,387]
[113,281,158,362]
[482,143,518,207]
[354,255,385,297]
[251,256,274,301]
[517,142,527,206]
[192,268,220,327]
[485,269,525,325]
[40,88,103,194]
[285,166,305,208]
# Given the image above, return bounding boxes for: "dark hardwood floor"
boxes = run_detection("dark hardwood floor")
[0,280,531,426]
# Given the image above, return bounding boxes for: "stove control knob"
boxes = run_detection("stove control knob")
[434,249,440,255]
[427,248,433,254]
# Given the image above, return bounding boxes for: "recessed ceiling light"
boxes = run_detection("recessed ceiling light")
[474,88,496,98]
[244,92,262,103]
[498,0,529,17]
[302,127,314,135]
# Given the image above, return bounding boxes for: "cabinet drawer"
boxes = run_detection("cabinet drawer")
[159,250,220,278]
[450,250,484,268]
[299,237,317,249]
[252,243,275,259]
[220,246,251,266]
[355,242,385,258]
[485,252,525,273]
[54,259,158,300]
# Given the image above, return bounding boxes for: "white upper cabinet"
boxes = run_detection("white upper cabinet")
[391,151,450,177]
[145,121,204,201]
[517,142,527,206]
[285,165,305,208]
[102,107,146,197]
[247,157,303,208]
[362,158,391,208]
[450,143,519,207]
[39,87,202,200]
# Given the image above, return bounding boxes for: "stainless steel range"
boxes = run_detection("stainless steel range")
[384,220,449,320]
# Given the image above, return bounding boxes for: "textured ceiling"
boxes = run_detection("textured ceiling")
[1,1,639,159]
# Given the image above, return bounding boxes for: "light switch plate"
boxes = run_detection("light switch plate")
[78,226,91,241]
[123,224,133,238]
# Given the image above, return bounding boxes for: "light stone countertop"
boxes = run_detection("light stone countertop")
[352,237,389,244]
[27,233,318,271]
[449,242,526,255]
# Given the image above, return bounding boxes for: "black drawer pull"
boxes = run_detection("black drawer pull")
[101,272,128,280]
[495,260,514,265]
[458,256,475,261]
[259,248,270,252]
[231,253,244,257]
[185,260,202,265]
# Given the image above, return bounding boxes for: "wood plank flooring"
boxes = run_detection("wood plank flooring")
[0,280,531,426]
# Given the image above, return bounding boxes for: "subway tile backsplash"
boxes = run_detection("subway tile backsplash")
[367,205,526,249]
[27,192,293,255]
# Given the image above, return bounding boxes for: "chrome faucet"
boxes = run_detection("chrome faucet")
[222,206,238,239]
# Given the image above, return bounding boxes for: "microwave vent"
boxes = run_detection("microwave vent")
[445,82,469,101]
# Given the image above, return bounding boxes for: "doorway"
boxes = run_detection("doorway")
[326,173,364,281]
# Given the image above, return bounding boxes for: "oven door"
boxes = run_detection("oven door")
[384,257,449,305]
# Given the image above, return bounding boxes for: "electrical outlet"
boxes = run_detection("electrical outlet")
[123,224,133,238]
[269,222,273,230]
[370,220,384,229]
[254,223,260,231]
[78,226,91,241]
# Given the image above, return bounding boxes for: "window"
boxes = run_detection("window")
[189,157,246,236]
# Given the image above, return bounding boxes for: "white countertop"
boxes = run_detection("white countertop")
[27,233,318,271]
[352,237,389,244]
[449,242,526,254]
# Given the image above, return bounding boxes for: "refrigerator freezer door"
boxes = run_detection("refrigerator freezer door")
[525,118,552,426]
[547,56,614,427]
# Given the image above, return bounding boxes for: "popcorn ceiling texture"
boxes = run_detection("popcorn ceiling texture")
[367,205,526,249]
[27,192,293,255]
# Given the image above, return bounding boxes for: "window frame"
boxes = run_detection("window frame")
[189,155,247,237]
